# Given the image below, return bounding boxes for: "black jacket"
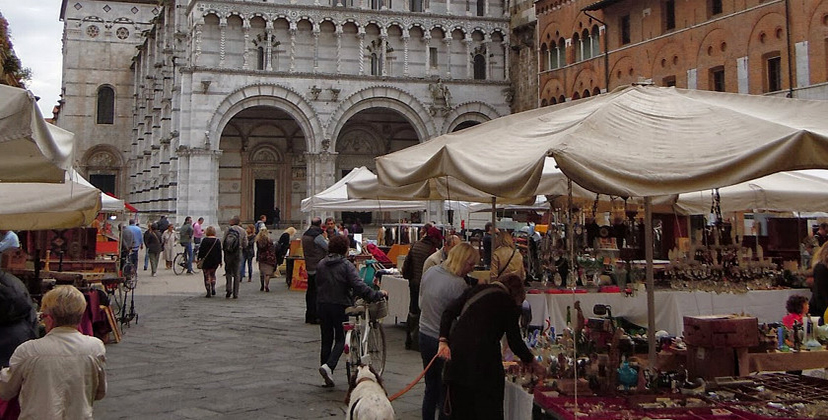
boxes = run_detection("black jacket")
[301,226,327,274]
[0,271,38,366]
[197,237,223,269]
[316,254,383,307]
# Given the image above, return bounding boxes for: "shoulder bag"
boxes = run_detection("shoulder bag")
[196,238,217,269]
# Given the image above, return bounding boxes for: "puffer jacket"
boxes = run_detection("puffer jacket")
[316,254,384,307]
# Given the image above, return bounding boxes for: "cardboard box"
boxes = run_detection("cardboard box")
[683,315,759,348]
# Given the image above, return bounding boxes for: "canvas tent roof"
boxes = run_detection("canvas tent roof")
[0,85,74,183]
[301,167,428,212]
[0,169,102,230]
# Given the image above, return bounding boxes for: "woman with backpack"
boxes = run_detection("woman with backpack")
[255,227,277,292]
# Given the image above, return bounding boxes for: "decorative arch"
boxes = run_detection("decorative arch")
[442,101,501,134]
[609,54,638,87]
[650,41,684,86]
[540,77,565,103]
[206,84,323,153]
[570,67,600,98]
[81,145,125,196]
[327,86,432,146]
[248,143,285,164]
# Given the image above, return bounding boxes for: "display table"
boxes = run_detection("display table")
[740,350,828,375]
[380,275,409,324]
[504,379,533,420]
[527,288,810,335]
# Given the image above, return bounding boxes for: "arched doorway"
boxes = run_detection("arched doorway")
[218,105,308,226]
[335,107,420,225]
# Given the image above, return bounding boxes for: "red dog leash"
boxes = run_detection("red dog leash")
[388,353,440,402]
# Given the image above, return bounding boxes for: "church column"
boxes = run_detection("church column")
[266,26,274,71]
[444,37,452,78]
[424,35,431,75]
[464,36,472,78]
[313,23,320,73]
[193,21,203,66]
[289,23,297,73]
[242,19,250,70]
[380,29,388,77]
[402,29,410,76]
[502,37,509,80]
[176,146,223,228]
[219,17,227,68]
[305,151,338,218]
[358,31,365,75]
[336,25,343,74]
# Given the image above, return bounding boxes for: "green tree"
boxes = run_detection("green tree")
[0,12,32,88]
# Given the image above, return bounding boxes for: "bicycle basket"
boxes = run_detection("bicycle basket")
[368,299,388,320]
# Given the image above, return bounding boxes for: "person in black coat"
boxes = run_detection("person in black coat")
[315,235,387,387]
[196,226,222,298]
[0,271,38,367]
[437,273,543,420]
[810,244,828,323]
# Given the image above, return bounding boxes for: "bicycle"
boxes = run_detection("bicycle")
[343,297,388,381]
[173,243,199,275]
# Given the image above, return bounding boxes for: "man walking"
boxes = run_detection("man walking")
[193,217,205,248]
[301,217,328,323]
[180,217,194,274]
[223,216,248,299]
[126,220,143,275]
[401,227,443,350]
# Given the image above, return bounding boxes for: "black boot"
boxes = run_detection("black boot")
[260,276,265,291]
[405,313,421,351]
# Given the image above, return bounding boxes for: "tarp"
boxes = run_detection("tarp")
[300,167,428,212]
[375,85,828,199]
[0,169,102,230]
[673,171,828,215]
[0,85,73,183]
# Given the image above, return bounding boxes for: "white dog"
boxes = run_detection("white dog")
[345,365,396,420]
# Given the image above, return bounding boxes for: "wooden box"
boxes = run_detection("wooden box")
[683,315,759,348]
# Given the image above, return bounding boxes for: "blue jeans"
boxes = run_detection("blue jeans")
[183,242,193,272]
[240,251,254,278]
[143,249,150,270]
[420,333,448,420]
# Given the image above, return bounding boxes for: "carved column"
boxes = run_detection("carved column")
[219,17,227,68]
[444,37,452,78]
[358,31,365,75]
[502,39,509,80]
[446,0,451,14]
[242,20,250,70]
[193,22,203,66]
[313,23,320,73]
[335,25,343,74]
[380,30,388,77]
[424,35,431,75]
[304,152,338,218]
[402,30,409,77]
[485,34,493,80]
[289,24,297,73]
[266,27,274,71]
[464,37,472,78]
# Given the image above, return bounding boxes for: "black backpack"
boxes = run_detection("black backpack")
[224,228,241,253]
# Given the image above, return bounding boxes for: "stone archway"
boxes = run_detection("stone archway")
[80,145,124,198]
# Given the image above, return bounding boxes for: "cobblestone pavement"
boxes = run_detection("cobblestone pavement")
[95,255,424,419]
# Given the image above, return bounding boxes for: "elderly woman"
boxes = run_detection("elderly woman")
[0,286,107,419]
[255,227,277,292]
[315,235,387,387]
[196,226,222,298]
[161,224,178,269]
[490,230,525,282]
[418,242,478,420]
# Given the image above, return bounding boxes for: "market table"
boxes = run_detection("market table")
[380,275,409,324]
[740,350,828,375]
[504,379,533,420]
[527,288,810,335]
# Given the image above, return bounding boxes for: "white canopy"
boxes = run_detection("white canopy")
[0,169,102,230]
[673,171,828,215]
[0,85,74,183]
[301,167,428,212]
[72,175,126,213]
[376,85,828,199]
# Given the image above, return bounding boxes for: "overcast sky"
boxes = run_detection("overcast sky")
[1,0,64,118]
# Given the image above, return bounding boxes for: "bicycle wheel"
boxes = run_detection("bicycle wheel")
[345,327,361,382]
[367,321,387,375]
[172,253,185,275]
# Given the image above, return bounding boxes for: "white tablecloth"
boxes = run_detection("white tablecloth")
[504,379,533,420]
[380,275,409,324]
[527,288,811,335]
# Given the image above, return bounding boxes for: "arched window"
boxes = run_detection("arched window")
[473,54,486,79]
[541,98,548,107]
[558,95,566,103]
[581,29,591,59]
[96,85,115,125]
[550,43,560,70]
[572,33,582,62]
[476,0,484,16]
[370,53,381,75]
[540,44,548,71]
[572,91,581,100]
[593,87,601,96]
[583,89,591,98]
[591,25,601,58]
[550,97,557,105]
[257,46,265,70]
[557,38,566,67]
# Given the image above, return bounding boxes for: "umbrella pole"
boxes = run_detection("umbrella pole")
[491,197,497,269]
[645,197,656,373]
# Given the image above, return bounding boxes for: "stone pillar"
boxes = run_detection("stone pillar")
[193,22,203,66]
[242,21,250,70]
[502,39,509,80]
[266,28,274,71]
[313,23,320,73]
[424,36,432,75]
[289,24,297,73]
[464,37,472,78]
[687,68,697,90]
[736,56,749,94]
[336,25,343,74]
[219,17,227,68]
[380,30,388,77]
[444,38,452,78]
[402,29,409,76]
[176,146,223,228]
[358,31,365,75]
[305,152,338,218]
[795,41,810,88]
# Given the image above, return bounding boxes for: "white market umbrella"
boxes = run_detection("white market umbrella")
[0,85,74,183]
[0,169,102,230]
[300,166,429,212]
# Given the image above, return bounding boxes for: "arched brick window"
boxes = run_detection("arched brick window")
[96,85,115,125]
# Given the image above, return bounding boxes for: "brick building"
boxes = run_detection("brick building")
[535,0,828,105]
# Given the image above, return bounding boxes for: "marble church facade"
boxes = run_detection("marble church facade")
[58,0,513,227]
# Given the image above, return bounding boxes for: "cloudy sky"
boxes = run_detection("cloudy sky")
[2,0,64,118]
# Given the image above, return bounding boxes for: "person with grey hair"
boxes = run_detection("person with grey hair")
[0,286,107,419]
[222,216,248,299]
[302,217,328,324]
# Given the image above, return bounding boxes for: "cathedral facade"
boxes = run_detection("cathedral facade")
[58,0,513,226]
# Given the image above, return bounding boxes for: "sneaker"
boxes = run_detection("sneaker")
[151,272,157,277]
[319,364,334,387]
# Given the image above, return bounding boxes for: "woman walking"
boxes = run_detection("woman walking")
[196,226,222,298]
[255,228,277,292]
[241,224,256,282]
[161,224,177,269]
[143,223,163,277]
